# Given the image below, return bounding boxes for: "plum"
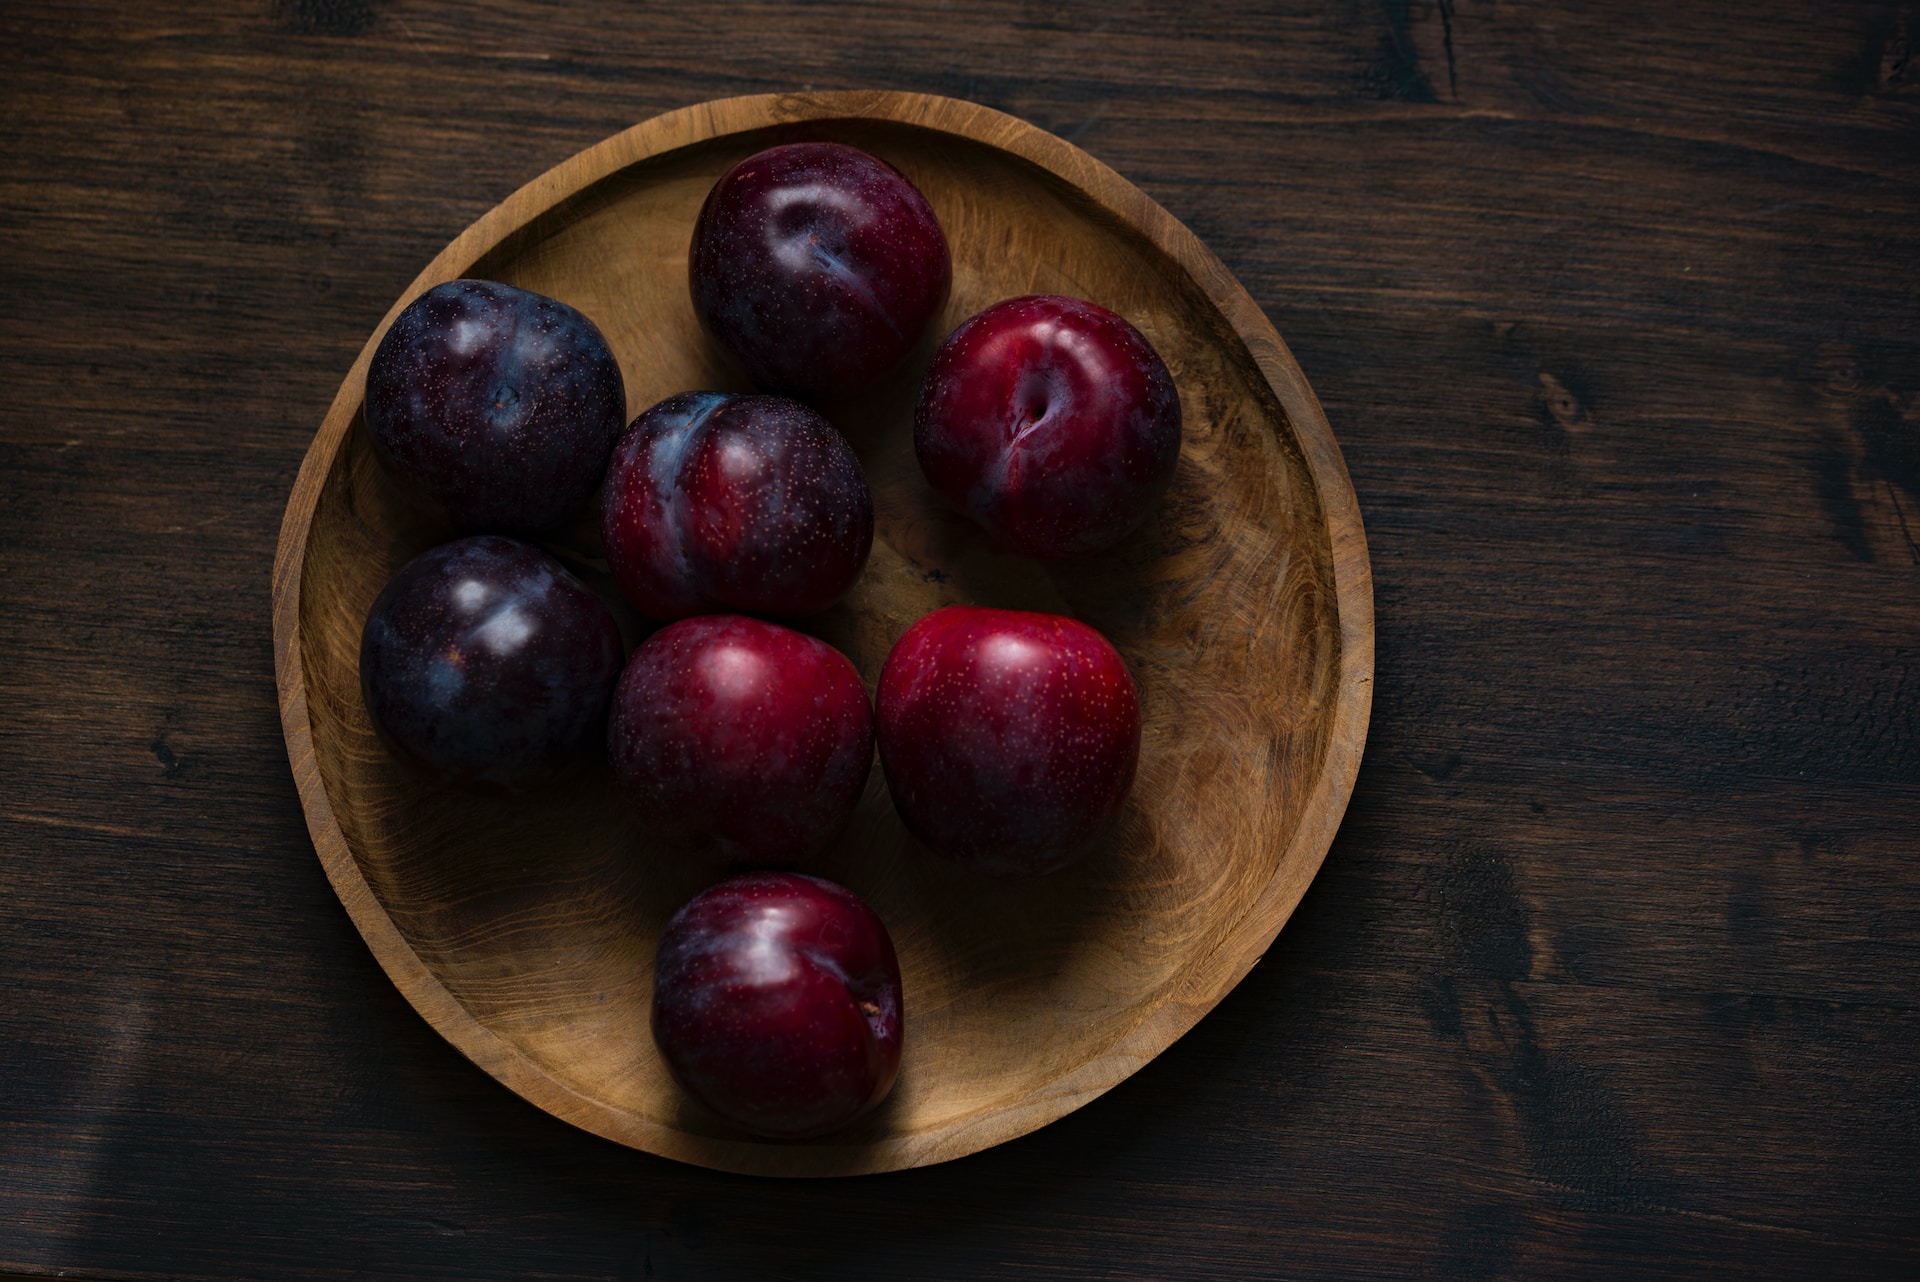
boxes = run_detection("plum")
[913,294,1181,558]
[359,535,624,789]
[600,392,873,621]
[607,614,873,868]
[689,142,950,400]
[651,871,903,1140]
[364,279,626,534]
[876,605,1140,876]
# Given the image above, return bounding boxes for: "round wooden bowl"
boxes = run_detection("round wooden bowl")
[272,91,1373,1176]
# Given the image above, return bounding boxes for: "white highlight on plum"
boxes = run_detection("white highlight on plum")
[714,433,768,487]
[453,578,491,612]
[736,908,800,987]
[767,184,869,234]
[979,632,1044,676]
[448,318,489,357]
[698,640,770,700]
[513,325,558,365]
[471,605,534,655]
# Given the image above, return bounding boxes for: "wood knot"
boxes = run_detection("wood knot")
[1537,372,1591,432]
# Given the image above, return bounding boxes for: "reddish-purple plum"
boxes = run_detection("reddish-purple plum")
[608,615,873,868]
[689,142,950,400]
[360,536,624,789]
[876,605,1141,877]
[601,392,873,621]
[914,294,1181,558]
[364,279,626,534]
[651,872,903,1139]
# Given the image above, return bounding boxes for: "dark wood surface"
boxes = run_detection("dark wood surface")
[3,1,1915,1277]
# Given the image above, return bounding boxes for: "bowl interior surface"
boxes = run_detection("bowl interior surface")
[292,108,1353,1174]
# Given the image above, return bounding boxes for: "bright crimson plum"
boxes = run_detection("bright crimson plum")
[364,279,626,534]
[651,872,903,1140]
[689,142,950,400]
[607,615,873,868]
[600,392,873,621]
[914,294,1181,558]
[876,605,1141,877]
[360,536,625,789]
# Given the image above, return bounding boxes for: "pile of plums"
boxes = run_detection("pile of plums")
[358,142,1183,1141]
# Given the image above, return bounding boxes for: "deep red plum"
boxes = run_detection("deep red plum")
[876,605,1140,877]
[359,536,624,789]
[651,872,903,1140]
[689,142,950,400]
[600,392,873,621]
[608,615,873,868]
[914,294,1181,558]
[365,279,626,534]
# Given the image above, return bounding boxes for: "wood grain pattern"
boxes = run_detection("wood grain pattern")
[3,0,1917,1277]
[273,92,1373,1175]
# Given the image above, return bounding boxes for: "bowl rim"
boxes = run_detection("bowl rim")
[271,89,1375,1177]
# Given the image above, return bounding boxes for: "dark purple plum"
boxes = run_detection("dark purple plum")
[360,535,624,789]
[689,142,950,400]
[652,872,903,1140]
[914,294,1181,558]
[608,614,874,868]
[876,605,1141,877]
[364,279,626,534]
[600,392,874,620]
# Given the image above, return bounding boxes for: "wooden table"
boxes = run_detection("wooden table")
[4,3,1915,1277]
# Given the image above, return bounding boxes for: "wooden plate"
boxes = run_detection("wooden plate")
[272,91,1373,1176]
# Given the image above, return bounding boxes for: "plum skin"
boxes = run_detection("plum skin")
[651,871,903,1140]
[689,142,951,400]
[607,614,874,869]
[876,605,1141,877]
[600,392,874,621]
[359,535,625,790]
[913,294,1181,558]
[364,279,626,535]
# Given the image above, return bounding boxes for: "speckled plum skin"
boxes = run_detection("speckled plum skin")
[364,279,626,534]
[600,392,874,621]
[913,294,1182,558]
[359,536,625,790]
[876,605,1141,877]
[689,142,951,400]
[651,872,903,1140]
[608,615,874,868]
